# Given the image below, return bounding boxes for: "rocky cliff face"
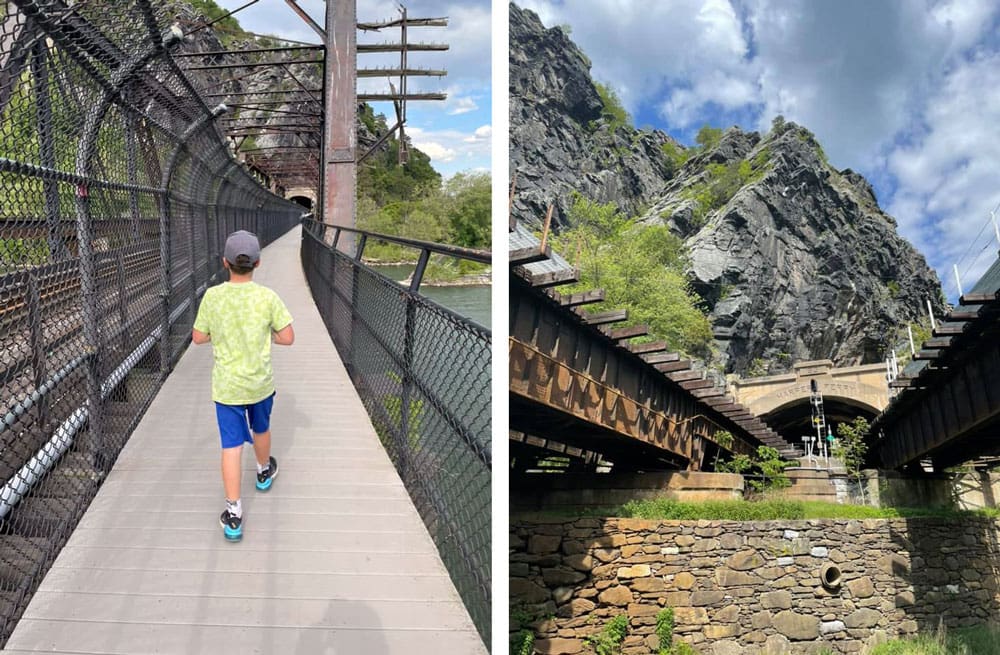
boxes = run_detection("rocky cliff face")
[510,3,946,375]
[170,2,383,175]
[509,3,676,226]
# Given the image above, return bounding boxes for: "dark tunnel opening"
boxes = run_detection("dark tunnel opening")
[764,396,879,452]
[289,195,313,210]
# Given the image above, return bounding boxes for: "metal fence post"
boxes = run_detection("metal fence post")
[124,111,142,242]
[29,40,66,260]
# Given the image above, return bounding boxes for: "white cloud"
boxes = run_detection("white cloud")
[464,125,491,142]
[518,0,754,114]
[413,141,457,163]
[448,97,478,115]
[885,50,1000,291]
[520,0,1000,293]
[407,125,490,168]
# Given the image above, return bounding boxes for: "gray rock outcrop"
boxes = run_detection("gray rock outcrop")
[510,3,678,226]
[509,2,945,375]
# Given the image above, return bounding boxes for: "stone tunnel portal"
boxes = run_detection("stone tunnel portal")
[729,360,889,449]
[762,395,880,446]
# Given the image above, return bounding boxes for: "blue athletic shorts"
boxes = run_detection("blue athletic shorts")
[215,393,275,449]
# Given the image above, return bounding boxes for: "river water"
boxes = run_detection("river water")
[372,264,492,330]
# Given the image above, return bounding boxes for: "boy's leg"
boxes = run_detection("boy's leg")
[221,445,243,501]
[215,402,252,540]
[248,394,277,491]
[252,430,271,469]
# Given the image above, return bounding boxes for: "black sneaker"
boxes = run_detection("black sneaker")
[256,456,278,491]
[220,509,242,541]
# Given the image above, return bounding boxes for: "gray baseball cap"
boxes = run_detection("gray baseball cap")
[224,230,260,265]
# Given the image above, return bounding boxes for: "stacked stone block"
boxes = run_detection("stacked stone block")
[509,517,1000,654]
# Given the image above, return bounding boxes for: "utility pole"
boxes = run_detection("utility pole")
[809,379,829,468]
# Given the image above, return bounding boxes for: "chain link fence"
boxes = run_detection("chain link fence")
[301,219,492,646]
[0,0,300,644]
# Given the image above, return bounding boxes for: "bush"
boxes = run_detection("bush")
[510,629,535,655]
[695,125,724,149]
[586,614,629,655]
[592,82,629,132]
[655,608,697,654]
[660,141,690,177]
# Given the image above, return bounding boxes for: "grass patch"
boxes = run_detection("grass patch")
[872,623,1000,655]
[546,498,1000,521]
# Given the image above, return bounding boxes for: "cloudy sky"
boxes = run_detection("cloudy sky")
[519,0,1000,301]
[214,0,491,177]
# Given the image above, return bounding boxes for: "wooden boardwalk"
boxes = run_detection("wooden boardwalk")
[2,226,486,654]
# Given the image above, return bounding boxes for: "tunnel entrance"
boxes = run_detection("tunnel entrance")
[764,396,879,449]
[289,195,312,210]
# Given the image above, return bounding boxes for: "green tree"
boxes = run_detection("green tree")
[770,114,789,136]
[444,172,491,248]
[695,124,724,150]
[592,81,629,132]
[835,417,871,504]
[554,196,713,358]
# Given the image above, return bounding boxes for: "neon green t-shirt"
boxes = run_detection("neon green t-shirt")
[193,281,293,405]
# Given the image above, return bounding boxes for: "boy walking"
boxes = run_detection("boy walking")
[192,230,294,541]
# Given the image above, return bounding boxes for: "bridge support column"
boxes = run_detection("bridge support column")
[322,0,357,252]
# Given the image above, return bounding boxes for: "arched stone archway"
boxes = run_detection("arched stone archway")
[730,360,889,443]
[284,186,317,211]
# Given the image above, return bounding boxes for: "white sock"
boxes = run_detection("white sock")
[256,461,269,474]
[226,498,242,518]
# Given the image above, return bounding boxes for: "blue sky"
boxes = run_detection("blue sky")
[214,0,491,178]
[520,0,1000,301]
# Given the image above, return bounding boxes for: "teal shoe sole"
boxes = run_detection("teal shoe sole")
[220,517,243,541]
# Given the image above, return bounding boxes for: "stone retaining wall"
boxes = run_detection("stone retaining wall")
[510,516,1000,654]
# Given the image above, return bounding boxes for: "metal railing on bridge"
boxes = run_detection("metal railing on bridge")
[301,218,492,644]
[0,0,300,644]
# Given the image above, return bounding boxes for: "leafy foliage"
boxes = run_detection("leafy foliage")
[586,614,629,655]
[656,608,675,655]
[684,156,768,228]
[711,430,735,470]
[356,108,490,265]
[510,630,535,655]
[607,498,1000,521]
[187,0,251,44]
[654,608,696,655]
[716,446,791,493]
[592,81,629,132]
[871,622,1000,655]
[554,196,713,358]
[620,498,808,521]
[749,446,792,493]
[660,140,691,177]
[695,125,724,150]
[835,416,871,503]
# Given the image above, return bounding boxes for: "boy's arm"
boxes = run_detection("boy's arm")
[192,288,212,345]
[272,323,294,346]
[270,292,294,346]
